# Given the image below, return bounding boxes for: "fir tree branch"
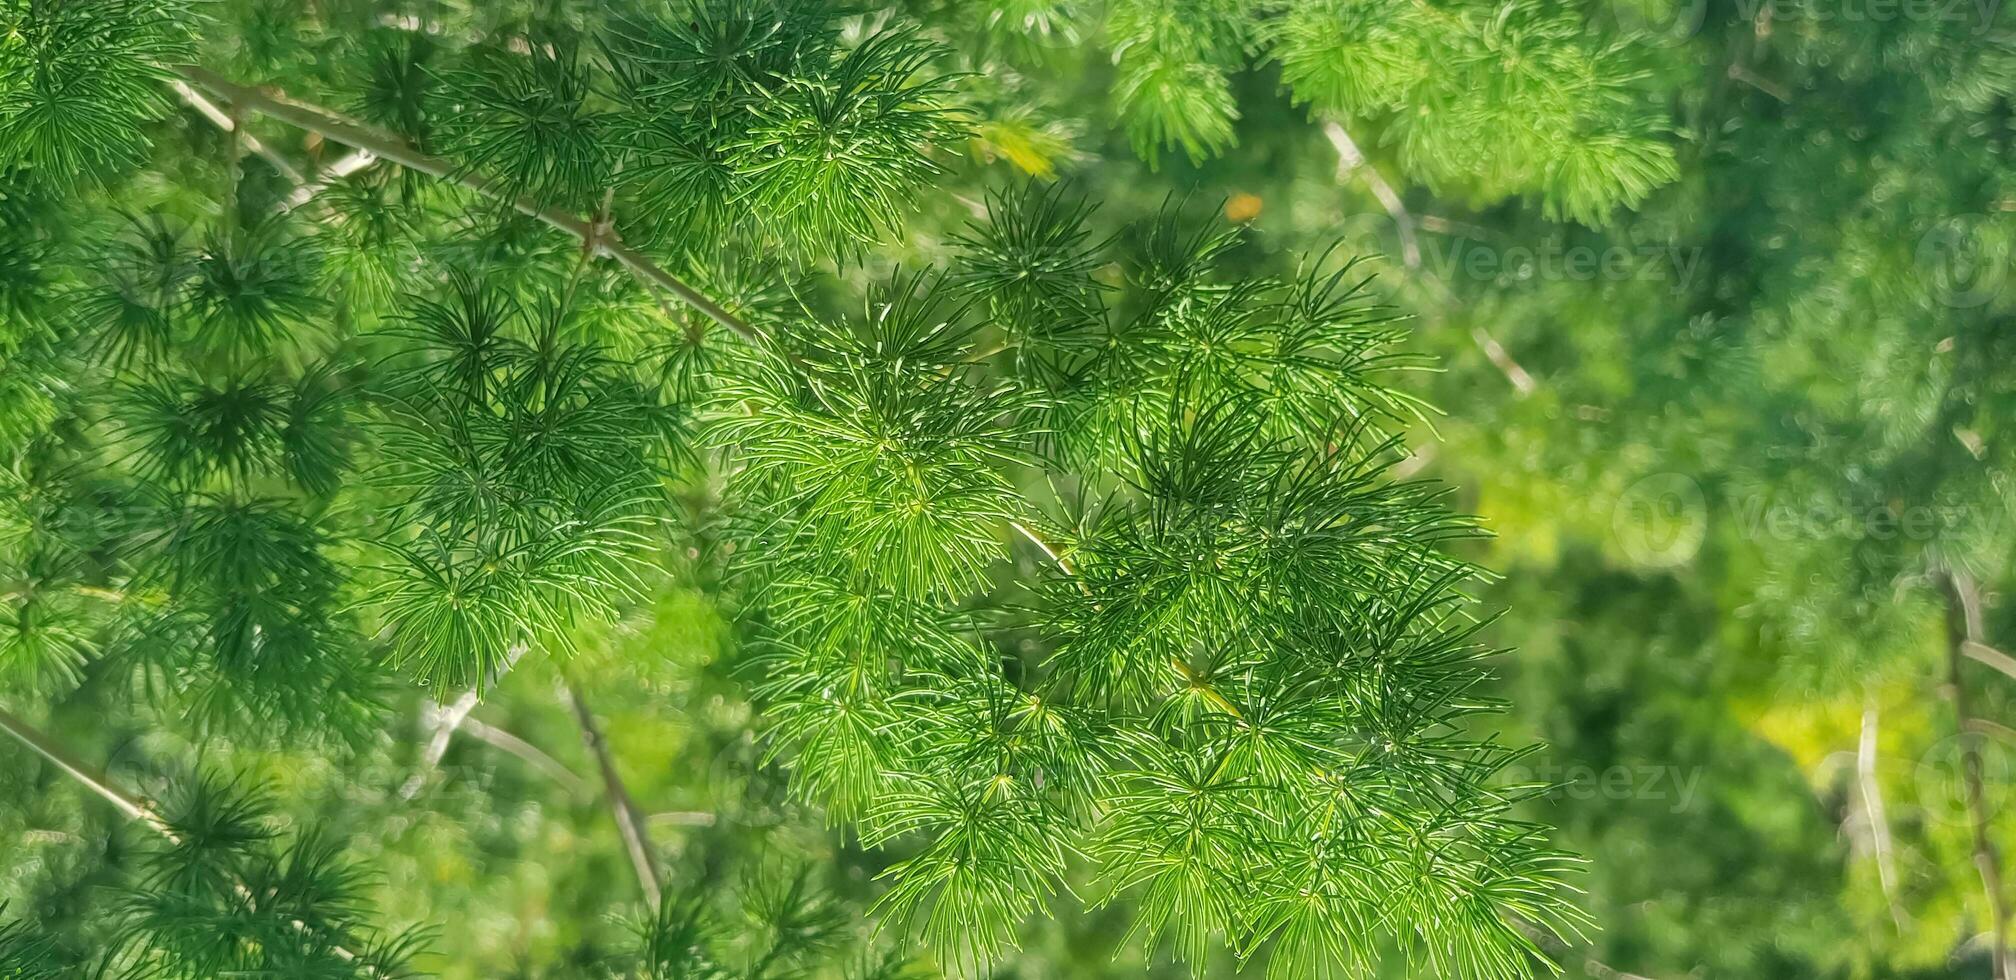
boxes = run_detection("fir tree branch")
[1942,569,2011,980]
[562,677,663,913]
[168,65,760,344]
[1008,522,1246,722]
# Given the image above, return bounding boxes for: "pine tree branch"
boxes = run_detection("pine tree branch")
[0,705,378,970]
[168,65,761,344]
[1942,569,2012,980]
[561,677,663,913]
[1008,522,1247,722]
[169,78,307,183]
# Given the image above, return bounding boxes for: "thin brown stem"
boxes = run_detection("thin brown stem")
[1964,638,2016,684]
[0,705,372,968]
[0,704,171,835]
[1323,120,1419,270]
[460,716,589,796]
[1857,697,1908,931]
[561,678,662,913]
[170,78,306,183]
[169,65,759,344]
[1943,569,2011,980]
[280,149,378,212]
[400,642,527,800]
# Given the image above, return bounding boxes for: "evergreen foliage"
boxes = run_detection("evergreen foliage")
[0,0,1589,976]
[21,0,2010,978]
[947,0,1680,223]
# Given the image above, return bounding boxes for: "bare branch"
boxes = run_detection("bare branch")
[1323,120,1418,270]
[170,78,307,183]
[1965,639,2016,684]
[1470,325,1539,397]
[0,704,171,836]
[562,678,663,913]
[400,642,526,800]
[1943,569,2012,980]
[460,715,589,796]
[1320,120,1538,398]
[1857,698,1908,931]
[281,149,378,212]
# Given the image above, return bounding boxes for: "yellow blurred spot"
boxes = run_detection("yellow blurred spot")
[1225,192,1263,223]
[971,118,1071,180]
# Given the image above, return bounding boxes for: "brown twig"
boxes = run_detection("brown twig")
[0,705,373,968]
[170,65,760,344]
[1727,63,1792,103]
[1469,324,1539,397]
[399,642,526,800]
[1964,639,2016,684]
[280,149,378,212]
[170,78,306,183]
[1857,697,1909,931]
[561,678,663,913]
[1943,569,2011,980]
[1321,120,1538,397]
[459,715,589,796]
[1323,120,1419,270]
[0,704,171,835]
